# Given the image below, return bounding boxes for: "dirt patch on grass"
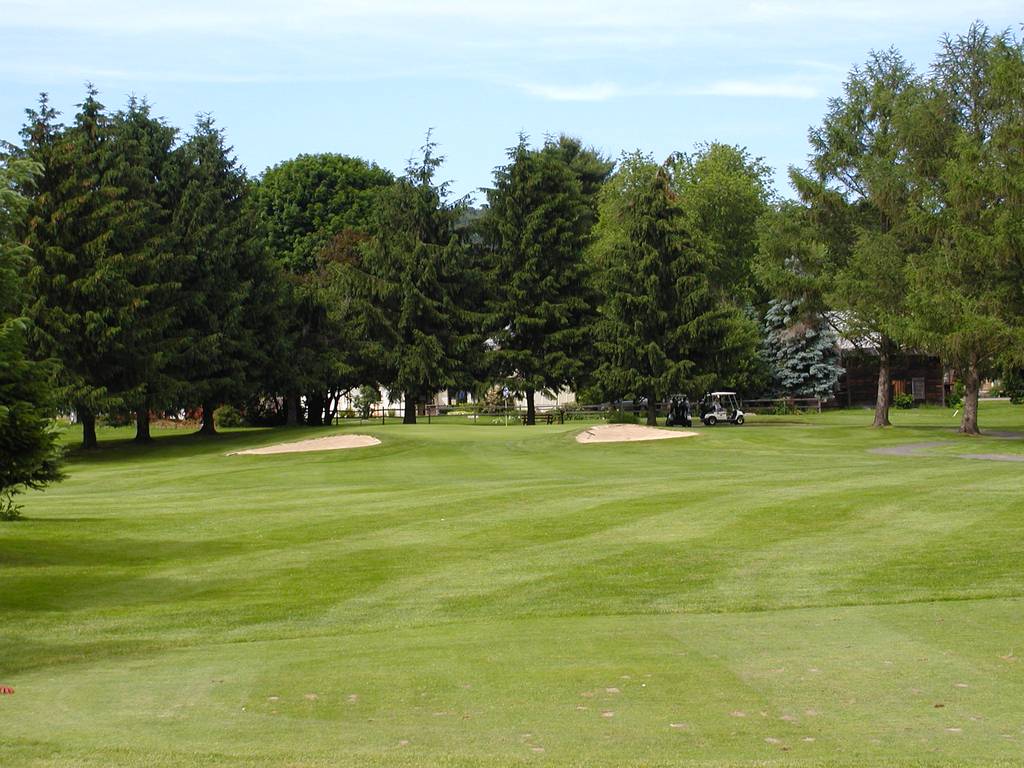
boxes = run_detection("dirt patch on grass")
[228,434,381,455]
[869,442,948,457]
[957,453,1024,463]
[870,443,1024,463]
[576,424,698,444]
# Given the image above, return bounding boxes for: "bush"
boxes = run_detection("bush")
[606,408,639,424]
[893,392,914,410]
[214,405,245,428]
[771,400,798,416]
[997,368,1024,404]
[99,410,132,428]
[0,493,22,521]
[948,381,965,409]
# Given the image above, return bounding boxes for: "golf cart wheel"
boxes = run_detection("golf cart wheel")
[735,415,744,425]
[705,416,717,426]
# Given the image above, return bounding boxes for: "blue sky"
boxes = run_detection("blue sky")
[2,1,1020,201]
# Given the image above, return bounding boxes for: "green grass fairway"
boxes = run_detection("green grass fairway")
[3,405,1024,767]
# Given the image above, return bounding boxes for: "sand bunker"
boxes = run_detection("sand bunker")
[576,424,698,444]
[228,434,380,455]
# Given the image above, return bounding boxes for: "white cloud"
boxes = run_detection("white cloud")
[517,81,622,102]
[685,80,820,98]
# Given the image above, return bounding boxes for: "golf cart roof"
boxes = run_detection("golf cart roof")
[710,391,736,396]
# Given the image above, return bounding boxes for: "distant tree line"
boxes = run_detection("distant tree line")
[1,21,1022,510]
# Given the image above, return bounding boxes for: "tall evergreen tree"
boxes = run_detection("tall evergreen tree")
[904,24,1024,434]
[780,49,924,428]
[108,98,181,442]
[20,89,157,448]
[761,298,844,399]
[167,116,265,435]
[356,138,481,424]
[0,155,62,519]
[590,154,757,425]
[482,136,598,424]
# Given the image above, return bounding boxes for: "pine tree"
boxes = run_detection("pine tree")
[166,116,261,434]
[591,155,757,425]
[108,98,181,442]
[20,89,155,448]
[482,136,596,424]
[761,299,844,400]
[357,137,480,424]
[0,155,62,518]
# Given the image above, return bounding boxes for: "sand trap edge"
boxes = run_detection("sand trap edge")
[576,424,699,444]
[227,435,381,456]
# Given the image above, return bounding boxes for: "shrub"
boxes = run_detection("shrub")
[606,408,639,424]
[99,410,132,428]
[948,381,965,409]
[0,493,22,521]
[893,392,914,409]
[771,400,798,416]
[214,405,245,428]
[997,368,1024,405]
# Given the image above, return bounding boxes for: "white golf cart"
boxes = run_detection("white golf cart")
[699,391,745,426]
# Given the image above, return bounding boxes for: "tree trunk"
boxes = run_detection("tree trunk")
[403,393,417,424]
[960,357,981,435]
[872,342,892,428]
[306,392,324,427]
[134,406,152,443]
[646,392,658,426]
[285,393,299,426]
[199,400,217,435]
[525,388,536,425]
[80,407,98,450]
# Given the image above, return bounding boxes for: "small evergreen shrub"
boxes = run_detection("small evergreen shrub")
[214,405,245,428]
[893,393,914,409]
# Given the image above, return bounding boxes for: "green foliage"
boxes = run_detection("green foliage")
[893,392,915,409]
[354,136,484,422]
[997,367,1024,405]
[669,142,773,305]
[252,153,394,274]
[167,116,279,424]
[98,410,133,428]
[605,408,639,424]
[590,154,758,422]
[948,381,965,409]
[351,385,380,418]
[250,152,394,425]
[761,299,844,399]
[0,155,63,509]
[19,90,178,446]
[482,135,610,419]
[213,404,245,428]
[902,25,1024,432]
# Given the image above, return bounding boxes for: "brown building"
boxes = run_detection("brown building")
[837,350,947,406]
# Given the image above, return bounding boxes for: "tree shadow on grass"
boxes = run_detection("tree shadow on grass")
[61,426,347,465]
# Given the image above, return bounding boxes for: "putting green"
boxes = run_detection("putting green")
[2,405,1023,766]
